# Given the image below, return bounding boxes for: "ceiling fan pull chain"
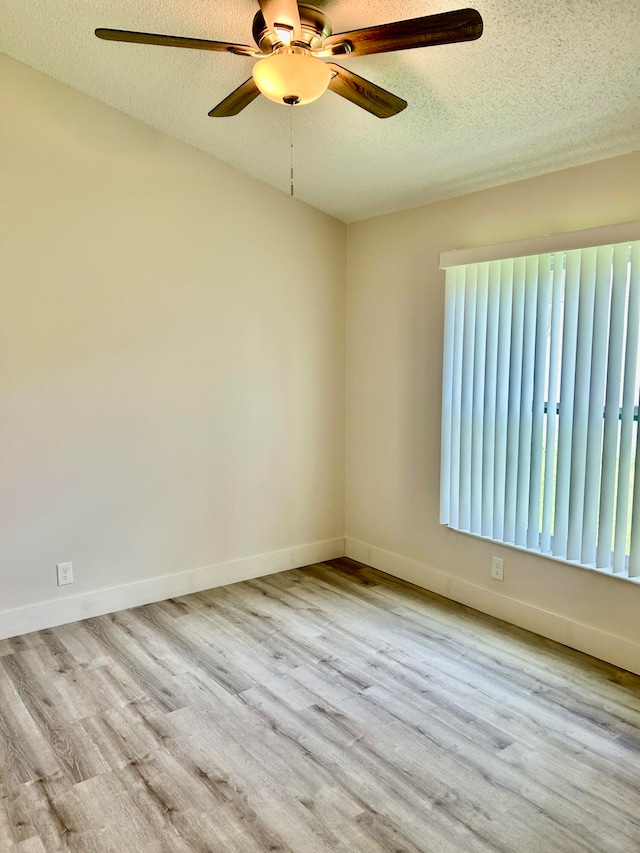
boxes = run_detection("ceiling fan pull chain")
[290,104,294,197]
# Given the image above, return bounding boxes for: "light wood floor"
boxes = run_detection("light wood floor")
[1,559,639,852]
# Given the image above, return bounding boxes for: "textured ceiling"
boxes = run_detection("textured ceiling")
[1,1,639,222]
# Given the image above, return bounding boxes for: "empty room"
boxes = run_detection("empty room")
[1,0,639,850]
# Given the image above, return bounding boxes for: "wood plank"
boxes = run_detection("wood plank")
[0,558,637,851]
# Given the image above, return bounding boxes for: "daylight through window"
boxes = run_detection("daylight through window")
[440,238,640,580]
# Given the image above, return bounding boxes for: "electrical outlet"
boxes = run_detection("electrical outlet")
[491,556,504,581]
[56,562,73,586]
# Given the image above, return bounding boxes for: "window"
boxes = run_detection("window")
[440,228,640,581]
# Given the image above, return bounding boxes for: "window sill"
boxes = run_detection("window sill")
[444,525,640,585]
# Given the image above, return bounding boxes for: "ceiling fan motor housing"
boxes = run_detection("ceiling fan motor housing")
[252,4,331,52]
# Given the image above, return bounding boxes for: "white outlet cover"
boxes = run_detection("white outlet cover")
[56,561,73,586]
[491,557,504,581]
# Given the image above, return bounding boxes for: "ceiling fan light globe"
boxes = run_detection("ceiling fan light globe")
[252,53,331,105]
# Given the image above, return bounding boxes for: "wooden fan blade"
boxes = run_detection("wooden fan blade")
[209,78,261,117]
[258,0,302,40]
[95,28,259,57]
[324,8,483,58]
[327,64,407,119]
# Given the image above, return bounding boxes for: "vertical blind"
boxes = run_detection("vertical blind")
[440,239,640,580]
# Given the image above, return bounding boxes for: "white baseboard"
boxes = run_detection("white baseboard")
[0,538,346,641]
[345,537,640,676]
[8,535,637,676]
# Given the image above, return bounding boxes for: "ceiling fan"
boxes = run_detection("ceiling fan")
[96,1,483,119]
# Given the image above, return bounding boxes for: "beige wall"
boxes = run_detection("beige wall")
[0,55,346,622]
[346,151,640,673]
